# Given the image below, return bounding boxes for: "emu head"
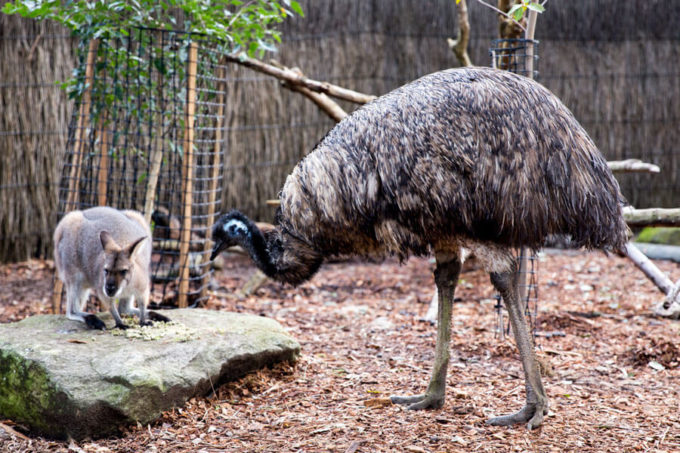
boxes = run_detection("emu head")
[211,210,253,260]
[99,231,146,298]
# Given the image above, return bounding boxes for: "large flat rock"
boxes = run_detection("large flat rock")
[0,309,299,440]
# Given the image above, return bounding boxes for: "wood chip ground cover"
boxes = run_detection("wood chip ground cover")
[0,250,679,452]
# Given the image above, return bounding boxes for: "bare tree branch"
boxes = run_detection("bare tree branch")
[623,207,680,227]
[269,61,348,122]
[448,0,473,67]
[608,159,660,174]
[224,52,376,104]
[479,0,527,32]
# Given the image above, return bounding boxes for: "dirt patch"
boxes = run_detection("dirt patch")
[1,250,680,452]
[627,338,680,369]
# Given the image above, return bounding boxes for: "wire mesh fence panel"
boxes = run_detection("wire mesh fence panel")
[489,38,539,79]
[489,39,540,339]
[56,28,224,310]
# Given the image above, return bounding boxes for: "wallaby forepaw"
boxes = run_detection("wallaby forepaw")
[84,314,106,330]
[148,311,171,323]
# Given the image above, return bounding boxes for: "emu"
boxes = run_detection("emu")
[211,67,629,429]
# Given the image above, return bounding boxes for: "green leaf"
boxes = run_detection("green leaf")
[508,3,525,21]
[527,2,545,13]
[289,1,304,17]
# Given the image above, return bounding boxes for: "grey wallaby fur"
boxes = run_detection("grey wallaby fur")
[54,206,169,330]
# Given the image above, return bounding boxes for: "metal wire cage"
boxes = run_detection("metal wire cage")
[489,38,539,80]
[54,28,226,310]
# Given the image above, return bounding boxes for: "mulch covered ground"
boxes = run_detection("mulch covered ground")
[1,249,679,452]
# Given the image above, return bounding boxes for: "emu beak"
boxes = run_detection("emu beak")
[210,239,225,261]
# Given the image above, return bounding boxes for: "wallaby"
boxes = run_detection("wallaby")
[54,206,170,330]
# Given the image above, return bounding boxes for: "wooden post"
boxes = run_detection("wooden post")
[53,39,99,314]
[177,42,199,308]
[143,70,167,224]
[201,63,225,296]
[96,111,109,206]
[64,39,98,212]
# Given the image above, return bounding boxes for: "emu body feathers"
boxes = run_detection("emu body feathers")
[279,67,627,261]
[211,67,628,428]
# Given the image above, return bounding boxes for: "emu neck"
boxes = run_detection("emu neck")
[245,226,323,286]
[240,224,277,278]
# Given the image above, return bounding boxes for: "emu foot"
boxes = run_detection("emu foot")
[114,322,130,330]
[84,314,106,330]
[148,311,171,323]
[390,393,445,410]
[486,402,548,430]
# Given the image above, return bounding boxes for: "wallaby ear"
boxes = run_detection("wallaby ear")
[100,231,121,252]
[126,236,147,257]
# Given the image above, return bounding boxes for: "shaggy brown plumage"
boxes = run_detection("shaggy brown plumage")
[211,66,629,428]
[280,67,627,261]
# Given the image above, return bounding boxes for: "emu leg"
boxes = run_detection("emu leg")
[487,267,548,429]
[391,254,461,410]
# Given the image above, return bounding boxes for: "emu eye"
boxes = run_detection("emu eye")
[228,225,237,234]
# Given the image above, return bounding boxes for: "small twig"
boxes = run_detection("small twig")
[27,32,44,62]
[0,422,29,441]
[473,0,527,32]
[657,426,670,448]
[345,440,364,453]
[500,384,523,398]
[226,0,258,30]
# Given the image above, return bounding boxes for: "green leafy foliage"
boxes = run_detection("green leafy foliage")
[507,0,545,22]
[2,0,304,162]
[2,0,303,57]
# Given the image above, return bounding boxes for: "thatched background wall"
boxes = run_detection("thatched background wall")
[0,16,75,262]
[1,0,679,262]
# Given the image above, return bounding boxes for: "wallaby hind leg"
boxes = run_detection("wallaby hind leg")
[118,293,170,326]
[65,284,106,330]
[118,296,139,316]
[137,289,171,325]
[148,310,171,324]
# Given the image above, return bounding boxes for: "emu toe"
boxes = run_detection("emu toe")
[84,314,106,330]
[486,402,548,430]
[390,393,445,410]
[114,322,130,330]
